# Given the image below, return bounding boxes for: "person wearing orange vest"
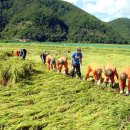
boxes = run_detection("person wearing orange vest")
[46,55,56,70]
[13,50,19,57]
[104,64,118,87]
[119,67,130,95]
[56,56,68,75]
[84,63,102,85]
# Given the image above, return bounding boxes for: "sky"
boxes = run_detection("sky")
[62,0,130,22]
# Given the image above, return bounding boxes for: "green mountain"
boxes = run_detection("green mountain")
[108,18,130,43]
[0,0,127,43]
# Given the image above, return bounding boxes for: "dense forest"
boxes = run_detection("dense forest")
[108,18,130,43]
[0,0,128,44]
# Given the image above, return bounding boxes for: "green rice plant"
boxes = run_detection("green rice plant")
[0,52,7,60]
[0,51,13,60]
[1,43,130,130]
[0,64,11,86]
[0,58,34,86]
[12,62,33,83]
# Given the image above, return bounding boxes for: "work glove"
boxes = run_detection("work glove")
[120,89,124,95]
[97,80,101,85]
[57,70,60,73]
[126,90,129,96]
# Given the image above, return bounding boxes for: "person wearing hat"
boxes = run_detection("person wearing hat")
[46,55,56,70]
[104,64,118,87]
[119,67,130,95]
[84,63,102,85]
[56,56,68,75]
[70,48,82,79]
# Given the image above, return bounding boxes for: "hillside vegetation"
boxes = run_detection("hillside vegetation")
[0,0,127,44]
[0,43,130,129]
[108,18,130,43]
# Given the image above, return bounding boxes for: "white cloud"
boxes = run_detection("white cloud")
[62,0,130,21]
[82,0,130,21]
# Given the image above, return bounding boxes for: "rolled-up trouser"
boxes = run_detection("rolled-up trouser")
[70,64,81,78]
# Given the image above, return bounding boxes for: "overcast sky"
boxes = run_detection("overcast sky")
[62,0,130,22]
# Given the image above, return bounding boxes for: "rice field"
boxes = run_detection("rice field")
[0,42,130,130]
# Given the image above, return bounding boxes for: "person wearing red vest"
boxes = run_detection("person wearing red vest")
[46,55,56,70]
[56,56,68,75]
[13,50,19,57]
[104,64,118,87]
[84,63,102,85]
[119,67,130,95]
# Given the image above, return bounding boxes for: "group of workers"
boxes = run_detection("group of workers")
[40,53,69,74]
[40,48,130,96]
[13,47,130,96]
[13,49,27,60]
[86,64,130,95]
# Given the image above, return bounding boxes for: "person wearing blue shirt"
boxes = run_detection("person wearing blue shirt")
[70,48,82,79]
[19,49,27,60]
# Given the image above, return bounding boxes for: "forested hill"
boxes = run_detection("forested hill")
[108,18,130,43]
[0,0,127,44]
